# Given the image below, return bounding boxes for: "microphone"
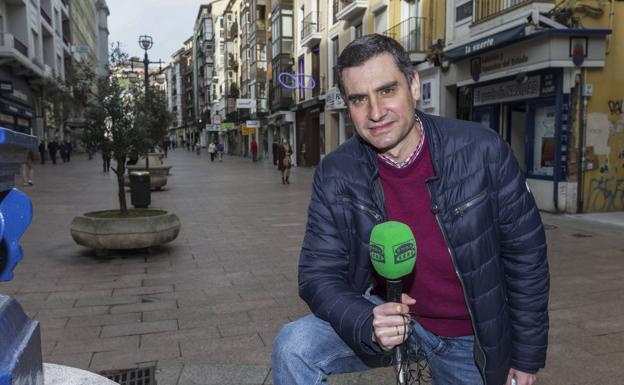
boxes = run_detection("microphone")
[369,221,417,385]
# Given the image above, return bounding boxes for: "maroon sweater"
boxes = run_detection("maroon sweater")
[377,140,473,337]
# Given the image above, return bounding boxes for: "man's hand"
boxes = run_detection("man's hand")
[372,294,416,351]
[506,368,536,385]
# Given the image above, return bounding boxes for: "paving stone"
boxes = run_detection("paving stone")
[66,312,141,328]
[75,295,140,307]
[42,325,102,341]
[44,352,93,371]
[176,364,270,385]
[140,326,221,349]
[53,335,140,355]
[110,299,177,314]
[46,289,113,300]
[112,284,174,296]
[90,346,181,372]
[181,334,264,357]
[37,305,110,319]
[101,320,178,338]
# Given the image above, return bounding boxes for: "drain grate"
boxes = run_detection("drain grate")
[100,366,155,385]
[571,233,593,238]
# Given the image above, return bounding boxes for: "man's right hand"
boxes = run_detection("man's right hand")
[372,294,416,350]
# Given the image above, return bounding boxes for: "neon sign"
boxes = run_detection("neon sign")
[278,72,317,90]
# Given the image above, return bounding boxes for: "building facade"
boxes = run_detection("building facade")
[439,0,612,213]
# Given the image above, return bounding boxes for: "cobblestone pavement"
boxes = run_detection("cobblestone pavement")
[3,149,624,385]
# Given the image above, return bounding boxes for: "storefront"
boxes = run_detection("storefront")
[296,96,324,167]
[444,27,610,212]
[0,70,36,136]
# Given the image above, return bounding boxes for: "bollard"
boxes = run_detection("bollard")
[0,127,43,385]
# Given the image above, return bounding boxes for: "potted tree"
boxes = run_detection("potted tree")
[124,86,173,190]
[69,46,180,256]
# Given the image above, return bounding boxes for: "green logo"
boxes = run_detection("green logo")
[370,243,385,263]
[393,242,416,264]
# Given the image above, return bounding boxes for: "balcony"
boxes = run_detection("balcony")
[474,0,555,24]
[336,0,367,24]
[383,17,429,62]
[0,33,46,80]
[40,7,52,25]
[301,12,322,47]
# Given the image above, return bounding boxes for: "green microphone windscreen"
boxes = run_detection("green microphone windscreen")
[369,221,416,280]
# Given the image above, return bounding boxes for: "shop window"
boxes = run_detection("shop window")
[531,105,556,177]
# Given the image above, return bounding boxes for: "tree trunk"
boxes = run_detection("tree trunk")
[114,156,128,215]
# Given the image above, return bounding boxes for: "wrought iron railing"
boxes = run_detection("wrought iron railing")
[13,36,28,57]
[474,0,554,23]
[40,7,52,25]
[383,17,428,54]
[301,12,321,41]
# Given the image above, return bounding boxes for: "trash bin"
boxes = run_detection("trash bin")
[129,171,150,208]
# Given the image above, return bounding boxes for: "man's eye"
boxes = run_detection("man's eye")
[351,96,366,105]
[381,87,395,95]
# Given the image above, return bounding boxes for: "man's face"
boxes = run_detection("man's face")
[342,53,420,159]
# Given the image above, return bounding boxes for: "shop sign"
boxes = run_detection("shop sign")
[473,76,540,106]
[0,112,14,124]
[326,88,346,110]
[246,120,260,128]
[220,122,235,130]
[16,118,30,127]
[236,98,254,109]
[0,81,13,93]
[444,25,526,62]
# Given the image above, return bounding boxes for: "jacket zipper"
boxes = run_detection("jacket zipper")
[450,190,488,217]
[425,180,487,382]
[341,197,383,222]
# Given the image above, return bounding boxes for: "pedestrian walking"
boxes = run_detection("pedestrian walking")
[208,141,217,162]
[64,140,73,162]
[277,139,292,184]
[21,149,35,186]
[217,141,224,161]
[48,139,58,165]
[250,135,258,162]
[38,140,46,164]
[101,139,111,172]
[272,34,549,385]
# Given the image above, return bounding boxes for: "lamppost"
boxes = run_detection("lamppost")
[138,35,153,102]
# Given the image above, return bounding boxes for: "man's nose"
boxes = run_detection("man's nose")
[368,96,386,121]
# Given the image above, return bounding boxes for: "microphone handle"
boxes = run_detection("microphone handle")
[386,279,407,385]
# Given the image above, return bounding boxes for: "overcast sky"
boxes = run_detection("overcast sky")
[106,0,210,63]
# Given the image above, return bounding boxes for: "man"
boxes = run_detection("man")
[250,135,258,162]
[38,140,46,164]
[272,34,549,385]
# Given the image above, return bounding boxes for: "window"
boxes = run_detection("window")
[532,105,556,177]
[354,23,362,39]
[456,0,473,23]
[298,55,305,101]
[330,36,339,86]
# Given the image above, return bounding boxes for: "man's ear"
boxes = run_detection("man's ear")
[410,71,421,103]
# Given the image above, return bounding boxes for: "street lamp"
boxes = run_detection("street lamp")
[138,35,153,101]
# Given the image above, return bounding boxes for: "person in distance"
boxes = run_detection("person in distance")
[272,34,549,385]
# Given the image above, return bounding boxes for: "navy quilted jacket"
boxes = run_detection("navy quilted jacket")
[298,111,549,385]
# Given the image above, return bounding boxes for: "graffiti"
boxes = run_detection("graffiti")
[608,99,623,115]
[278,72,316,90]
[588,176,624,211]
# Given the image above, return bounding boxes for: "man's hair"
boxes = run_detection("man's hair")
[336,33,414,99]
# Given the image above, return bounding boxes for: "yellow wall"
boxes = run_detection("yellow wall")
[582,1,624,212]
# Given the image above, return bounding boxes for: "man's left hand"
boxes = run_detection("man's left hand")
[506,368,536,385]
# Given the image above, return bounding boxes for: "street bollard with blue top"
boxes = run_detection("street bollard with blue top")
[0,127,43,385]
[0,128,120,385]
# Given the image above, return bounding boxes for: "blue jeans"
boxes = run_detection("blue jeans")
[272,298,484,385]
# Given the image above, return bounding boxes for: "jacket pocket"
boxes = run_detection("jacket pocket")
[450,190,488,218]
[339,196,382,222]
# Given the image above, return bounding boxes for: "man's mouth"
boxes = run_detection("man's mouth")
[369,121,394,134]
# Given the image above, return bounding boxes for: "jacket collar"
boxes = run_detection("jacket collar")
[357,109,443,181]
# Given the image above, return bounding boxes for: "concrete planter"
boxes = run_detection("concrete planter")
[124,166,170,190]
[124,153,172,190]
[70,210,180,254]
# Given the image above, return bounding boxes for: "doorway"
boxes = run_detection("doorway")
[505,103,527,173]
